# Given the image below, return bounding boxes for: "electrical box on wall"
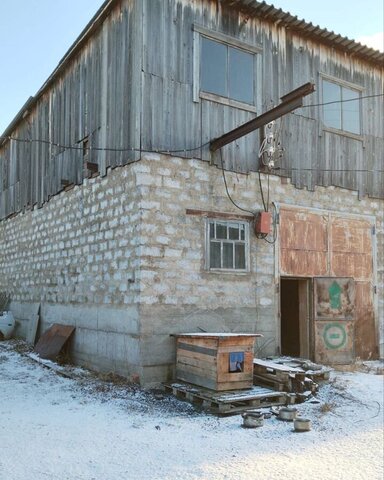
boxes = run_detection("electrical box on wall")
[254,211,271,235]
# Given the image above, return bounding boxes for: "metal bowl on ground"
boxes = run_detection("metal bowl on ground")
[278,407,298,421]
[294,418,311,432]
[241,411,264,428]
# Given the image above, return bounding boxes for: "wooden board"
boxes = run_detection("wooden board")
[165,382,288,415]
[34,324,75,361]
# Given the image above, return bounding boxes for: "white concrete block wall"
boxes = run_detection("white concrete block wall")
[137,153,384,383]
[0,153,382,385]
[0,166,143,379]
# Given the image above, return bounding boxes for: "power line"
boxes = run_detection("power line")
[0,135,211,155]
[300,92,384,109]
[0,134,382,173]
[219,149,255,216]
[1,93,382,151]
[276,167,384,173]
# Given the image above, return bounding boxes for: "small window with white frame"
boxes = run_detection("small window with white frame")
[322,78,362,135]
[206,219,249,272]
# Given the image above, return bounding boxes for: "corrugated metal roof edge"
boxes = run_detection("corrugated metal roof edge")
[231,0,384,62]
[1,0,383,144]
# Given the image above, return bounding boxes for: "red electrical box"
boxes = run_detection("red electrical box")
[254,211,271,235]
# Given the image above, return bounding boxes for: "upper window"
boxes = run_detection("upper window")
[206,219,249,272]
[322,79,361,135]
[201,37,255,105]
[193,26,262,110]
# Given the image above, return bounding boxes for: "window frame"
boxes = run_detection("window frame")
[205,218,250,273]
[193,25,262,113]
[320,73,364,139]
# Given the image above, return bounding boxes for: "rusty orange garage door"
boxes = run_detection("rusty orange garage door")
[279,207,376,361]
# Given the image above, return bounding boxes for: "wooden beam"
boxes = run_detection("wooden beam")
[186,208,254,220]
[210,82,315,152]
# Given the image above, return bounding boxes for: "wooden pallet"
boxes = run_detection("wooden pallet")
[254,359,305,379]
[253,359,319,394]
[253,373,288,392]
[271,358,332,382]
[164,382,289,415]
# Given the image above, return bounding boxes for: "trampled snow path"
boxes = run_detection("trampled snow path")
[0,342,383,480]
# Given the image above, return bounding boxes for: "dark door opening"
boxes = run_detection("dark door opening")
[280,278,310,358]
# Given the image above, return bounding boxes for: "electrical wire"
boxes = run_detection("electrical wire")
[276,167,384,173]
[0,134,382,175]
[263,202,278,244]
[300,92,384,109]
[0,135,211,155]
[219,149,255,216]
[1,93,382,152]
[219,149,277,245]
[258,171,267,212]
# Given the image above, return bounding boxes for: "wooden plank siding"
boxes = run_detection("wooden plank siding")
[0,0,383,220]
[0,0,141,220]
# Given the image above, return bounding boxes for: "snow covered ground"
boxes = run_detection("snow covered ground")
[0,341,383,480]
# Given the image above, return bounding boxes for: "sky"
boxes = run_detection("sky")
[0,0,383,134]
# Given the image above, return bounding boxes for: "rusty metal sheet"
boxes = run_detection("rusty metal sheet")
[330,217,373,280]
[314,321,354,364]
[280,209,328,251]
[354,282,377,359]
[331,253,373,280]
[330,217,372,254]
[34,324,75,360]
[279,209,328,276]
[280,250,328,277]
[355,306,377,359]
[354,282,373,307]
[314,277,355,321]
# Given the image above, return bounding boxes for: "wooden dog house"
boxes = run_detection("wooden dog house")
[174,333,261,391]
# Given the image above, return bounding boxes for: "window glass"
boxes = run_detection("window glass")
[323,80,341,130]
[201,37,227,98]
[342,87,360,134]
[229,47,254,104]
[210,242,221,268]
[228,223,240,240]
[235,243,245,269]
[216,223,227,240]
[323,79,361,134]
[200,36,255,105]
[223,243,234,268]
[207,219,248,271]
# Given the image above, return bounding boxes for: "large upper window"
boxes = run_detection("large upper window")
[200,36,255,105]
[206,219,249,272]
[322,79,361,135]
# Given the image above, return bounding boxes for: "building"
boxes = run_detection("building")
[0,0,383,385]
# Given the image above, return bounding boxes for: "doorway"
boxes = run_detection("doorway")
[280,278,311,358]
